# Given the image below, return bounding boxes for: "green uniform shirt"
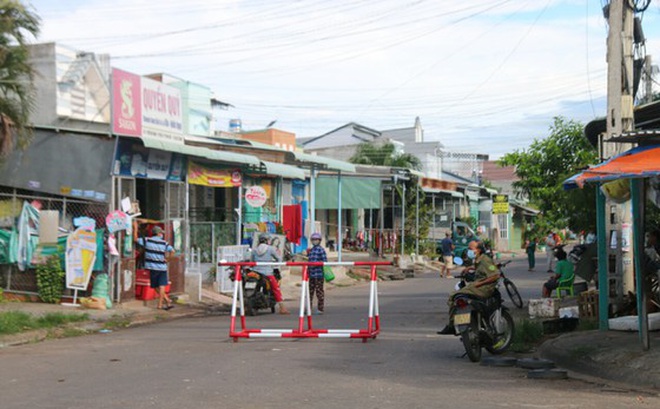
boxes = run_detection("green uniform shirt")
[448,254,500,306]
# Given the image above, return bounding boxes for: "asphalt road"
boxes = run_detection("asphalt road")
[1,256,658,409]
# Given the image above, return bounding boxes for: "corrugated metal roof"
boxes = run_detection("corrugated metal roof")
[261,161,306,180]
[141,136,261,166]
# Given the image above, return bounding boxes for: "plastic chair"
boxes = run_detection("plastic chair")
[555,273,575,298]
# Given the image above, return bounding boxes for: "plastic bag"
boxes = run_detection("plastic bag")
[323,266,335,282]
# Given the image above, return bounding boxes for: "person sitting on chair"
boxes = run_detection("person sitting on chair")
[542,248,573,298]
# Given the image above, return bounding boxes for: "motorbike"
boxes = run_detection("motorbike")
[230,267,278,316]
[451,257,515,362]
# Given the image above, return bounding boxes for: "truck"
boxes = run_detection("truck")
[435,220,479,262]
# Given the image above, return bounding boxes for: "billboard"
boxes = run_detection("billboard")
[112,68,184,143]
[492,194,509,214]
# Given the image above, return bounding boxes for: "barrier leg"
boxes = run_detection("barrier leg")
[230,265,244,341]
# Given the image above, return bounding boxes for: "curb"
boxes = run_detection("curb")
[0,304,212,349]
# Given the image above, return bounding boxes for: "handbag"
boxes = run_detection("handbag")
[323,266,335,282]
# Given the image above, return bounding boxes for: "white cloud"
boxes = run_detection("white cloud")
[28,0,660,154]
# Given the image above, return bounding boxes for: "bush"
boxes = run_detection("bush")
[511,318,545,353]
[36,255,65,304]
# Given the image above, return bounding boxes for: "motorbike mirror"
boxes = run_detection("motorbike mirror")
[453,256,464,266]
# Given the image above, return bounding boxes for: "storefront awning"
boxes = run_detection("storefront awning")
[315,177,381,209]
[261,161,306,180]
[421,187,463,198]
[564,145,660,189]
[289,151,356,173]
[141,136,261,167]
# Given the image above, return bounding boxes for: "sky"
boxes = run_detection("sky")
[26,0,660,158]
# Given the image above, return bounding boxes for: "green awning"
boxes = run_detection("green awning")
[261,161,305,180]
[141,136,261,167]
[315,177,381,209]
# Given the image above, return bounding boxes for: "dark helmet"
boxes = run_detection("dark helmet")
[258,233,270,244]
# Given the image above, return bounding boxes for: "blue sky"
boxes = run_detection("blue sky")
[27,0,660,158]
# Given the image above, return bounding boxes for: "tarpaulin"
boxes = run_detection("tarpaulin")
[565,145,660,190]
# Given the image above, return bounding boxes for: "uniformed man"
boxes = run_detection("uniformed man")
[438,240,500,334]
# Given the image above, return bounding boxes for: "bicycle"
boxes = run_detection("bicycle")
[497,260,523,309]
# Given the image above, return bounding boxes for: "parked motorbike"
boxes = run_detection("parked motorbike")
[451,257,515,362]
[230,268,278,316]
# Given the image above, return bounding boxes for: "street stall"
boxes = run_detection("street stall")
[564,138,660,349]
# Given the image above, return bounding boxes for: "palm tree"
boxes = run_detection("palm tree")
[349,142,422,171]
[0,1,40,157]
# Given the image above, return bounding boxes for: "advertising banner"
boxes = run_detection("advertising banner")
[112,68,142,137]
[113,139,185,181]
[492,194,509,214]
[65,228,97,291]
[111,68,184,143]
[187,160,242,187]
[245,186,268,207]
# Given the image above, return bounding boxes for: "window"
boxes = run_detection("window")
[498,214,508,239]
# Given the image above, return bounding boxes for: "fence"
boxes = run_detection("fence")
[0,187,109,296]
[189,221,237,265]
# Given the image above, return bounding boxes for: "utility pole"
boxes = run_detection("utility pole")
[645,55,653,104]
[604,0,636,306]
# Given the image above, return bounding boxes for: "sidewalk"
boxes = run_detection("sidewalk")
[0,298,222,348]
[539,329,660,391]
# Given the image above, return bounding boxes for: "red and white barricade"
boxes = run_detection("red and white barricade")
[219,261,391,342]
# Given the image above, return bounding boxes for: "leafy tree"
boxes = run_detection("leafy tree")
[499,117,599,231]
[349,142,422,171]
[349,142,430,253]
[0,1,40,157]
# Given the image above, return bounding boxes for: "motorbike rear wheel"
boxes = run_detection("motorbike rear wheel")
[485,309,514,355]
[460,316,482,362]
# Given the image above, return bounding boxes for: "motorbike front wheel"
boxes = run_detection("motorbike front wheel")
[485,309,515,355]
[460,317,482,362]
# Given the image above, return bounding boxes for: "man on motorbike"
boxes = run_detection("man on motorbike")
[438,240,500,334]
[251,233,290,315]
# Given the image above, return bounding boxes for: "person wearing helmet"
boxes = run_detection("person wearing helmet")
[251,233,289,314]
[307,232,328,315]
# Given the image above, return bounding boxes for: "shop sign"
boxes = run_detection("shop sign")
[106,210,131,233]
[492,194,509,214]
[111,68,183,143]
[65,227,97,291]
[187,161,242,187]
[113,139,185,181]
[245,186,267,208]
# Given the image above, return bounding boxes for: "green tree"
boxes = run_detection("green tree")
[0,0,40,157]
[499,117,599,231]
[349,142,422,171]
[349,142,430,254]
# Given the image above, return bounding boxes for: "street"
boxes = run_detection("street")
[1,257,658,409]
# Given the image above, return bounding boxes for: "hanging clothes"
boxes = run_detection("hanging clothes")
[282,204,302,245]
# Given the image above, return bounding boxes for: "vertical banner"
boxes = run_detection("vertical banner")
[492,194,509,214]
[65,228,98,291]
[112,68,142,137]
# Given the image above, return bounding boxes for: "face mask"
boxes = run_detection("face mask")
[467,249,476,259]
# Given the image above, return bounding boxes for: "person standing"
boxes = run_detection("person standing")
[545,231,557,272]
[251,233,290,314]
[439,231,455,279]
[307,232,328,315]
[525,237,537,271]
[136,225,174,310]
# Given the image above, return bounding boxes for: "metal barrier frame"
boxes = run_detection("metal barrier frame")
[219,261,391,342]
